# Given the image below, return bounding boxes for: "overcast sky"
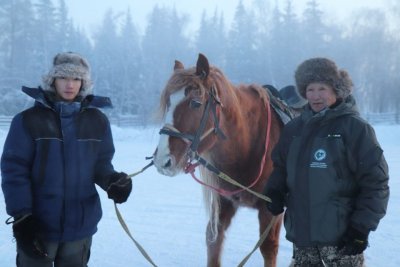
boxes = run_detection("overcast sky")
[63,0,389,34]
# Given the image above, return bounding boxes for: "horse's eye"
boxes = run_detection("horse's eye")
[189,99,202,109]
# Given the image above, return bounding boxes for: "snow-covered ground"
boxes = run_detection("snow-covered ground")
[0,124,398,266]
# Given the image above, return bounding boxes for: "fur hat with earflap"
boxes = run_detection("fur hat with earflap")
[295,57,353,100]
[42,52,93,97]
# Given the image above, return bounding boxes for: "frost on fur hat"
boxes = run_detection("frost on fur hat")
[295,57,353,99]
[42,52,92,97]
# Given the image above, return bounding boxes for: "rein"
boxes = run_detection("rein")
[186,150,277,267]
[186,153,271,203]
[115,161,158,267]
[237,216,278,267]
[117,159,277,267]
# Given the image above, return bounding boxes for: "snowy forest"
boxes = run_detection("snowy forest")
[0,0,399,123]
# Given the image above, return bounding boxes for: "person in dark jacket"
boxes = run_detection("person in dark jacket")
[1,52,132,267]
[263,57,389,267]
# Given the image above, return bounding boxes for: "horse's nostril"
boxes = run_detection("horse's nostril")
[164,159,172,168]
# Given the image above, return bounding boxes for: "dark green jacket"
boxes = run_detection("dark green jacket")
[265,96,389,246]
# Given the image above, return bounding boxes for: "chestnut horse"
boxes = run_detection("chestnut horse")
[153,54,284,267]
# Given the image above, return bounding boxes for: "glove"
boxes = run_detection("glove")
[12,215,48,259]
[338,226,369,255]
[264,187,285,216]
[107,172,132,204]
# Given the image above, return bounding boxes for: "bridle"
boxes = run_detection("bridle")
[159,84,226,160]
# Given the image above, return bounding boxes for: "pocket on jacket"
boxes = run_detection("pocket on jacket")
[34,194,63,233]
[80,194,102,230]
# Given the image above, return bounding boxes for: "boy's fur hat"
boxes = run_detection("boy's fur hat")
[42,52,92,97]
[295,57,353,99]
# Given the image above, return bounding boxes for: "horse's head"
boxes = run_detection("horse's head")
[154,54,225,176]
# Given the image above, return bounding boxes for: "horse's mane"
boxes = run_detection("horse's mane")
[158,67,204,120]
[158,64,270,122]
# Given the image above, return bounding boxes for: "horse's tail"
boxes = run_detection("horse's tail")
[199,166,220,242]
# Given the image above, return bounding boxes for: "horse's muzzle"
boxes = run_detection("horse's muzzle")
[153,153,180,176]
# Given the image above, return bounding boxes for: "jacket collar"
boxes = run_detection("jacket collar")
[21,86,113,110]
[302,95,359,123]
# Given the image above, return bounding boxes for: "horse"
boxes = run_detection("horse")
[153,53,285,267]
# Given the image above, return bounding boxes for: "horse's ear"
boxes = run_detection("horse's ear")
[196,53,209,79]
[174,60,184,71]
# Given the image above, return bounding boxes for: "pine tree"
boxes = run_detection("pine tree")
[117,8,143,116]
[33,0,58,71]
[141,5,191,119]
[195,9,226,68]
[92,9,119,99]
[225,0,259,83]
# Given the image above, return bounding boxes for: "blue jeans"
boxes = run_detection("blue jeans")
[16,237,92,267]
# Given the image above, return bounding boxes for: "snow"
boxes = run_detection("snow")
[0,124,399,267]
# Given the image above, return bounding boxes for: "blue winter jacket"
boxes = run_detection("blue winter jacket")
[1,87,118,242]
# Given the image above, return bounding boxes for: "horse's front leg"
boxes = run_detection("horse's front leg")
[206,197,237,267]
[258,202,283,267]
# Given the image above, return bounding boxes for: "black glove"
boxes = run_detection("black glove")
[264,188,285,216]
[12,215,48,259]
[107,172,132,204]
[338,226,369,255]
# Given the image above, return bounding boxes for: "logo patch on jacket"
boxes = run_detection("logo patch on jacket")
[310,149,328,168]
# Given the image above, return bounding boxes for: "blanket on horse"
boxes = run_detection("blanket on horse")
[263,84,302,125]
